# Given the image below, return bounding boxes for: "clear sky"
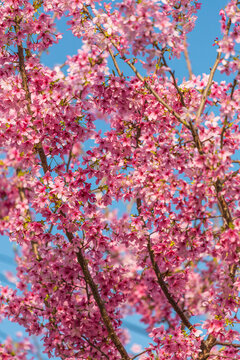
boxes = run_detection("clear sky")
[0,0,232,358]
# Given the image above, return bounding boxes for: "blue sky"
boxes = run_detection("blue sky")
[40,0,228,78]
[0,0,233,358]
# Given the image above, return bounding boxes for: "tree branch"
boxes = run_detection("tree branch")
[15,20,48,174]
[147,236,193,331]
[16,168,40,260]
[135,127,193,332]
[75,245,130,360]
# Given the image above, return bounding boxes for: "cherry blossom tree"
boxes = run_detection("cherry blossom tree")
[1,0,240,359]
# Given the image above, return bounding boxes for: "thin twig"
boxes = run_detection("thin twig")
[215,341,240,348]
[161,53,185,106]
[220,74,238,148]
[66,146,73,172]
[183,36,193,80]
[222,168,240,183]
[195,52,222,125]
[195,18,232,125]
[132,349,149,360]
[208,353,239,359]
[107,45,122,77]
[82,336,110,359]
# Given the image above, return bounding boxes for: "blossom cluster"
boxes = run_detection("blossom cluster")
[1,0,240,359]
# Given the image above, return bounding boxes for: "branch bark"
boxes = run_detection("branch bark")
[15,26,48,174]
[147,236,193,331]
[76,246,130,359]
